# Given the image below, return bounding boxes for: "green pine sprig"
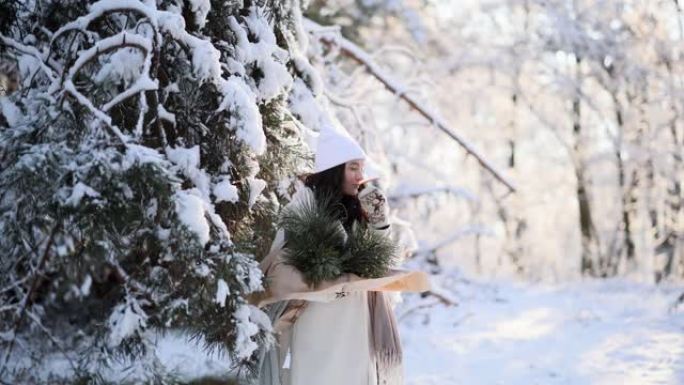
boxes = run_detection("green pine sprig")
[279,192,397,286]
[279,192,349,285]
[343,221,398,279]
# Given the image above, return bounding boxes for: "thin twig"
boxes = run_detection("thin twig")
[424,290,458,306]
[398,292,458,322]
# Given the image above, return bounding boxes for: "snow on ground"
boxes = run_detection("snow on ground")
[153,332,234,381]
[397,271,684,385]
[31,272,679,384]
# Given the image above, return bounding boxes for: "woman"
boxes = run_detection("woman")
[255,125,429,385]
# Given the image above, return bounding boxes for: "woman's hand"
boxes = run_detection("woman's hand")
[358,184,390,230]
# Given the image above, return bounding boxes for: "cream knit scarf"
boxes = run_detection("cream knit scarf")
[368,291,403,384]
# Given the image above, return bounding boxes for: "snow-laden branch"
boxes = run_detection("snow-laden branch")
[51,0,158,45]
[63,81,129,144]
[65,31,152,86]
[101,53,157,112]
[0,34,57,83]
[60,29,155,144]
[51,1,211,146]
[304,18,517,194]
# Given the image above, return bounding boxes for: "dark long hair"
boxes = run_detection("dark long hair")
[304,163,368,231]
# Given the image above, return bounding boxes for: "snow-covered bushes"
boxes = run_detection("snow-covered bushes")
[0,0,325,382]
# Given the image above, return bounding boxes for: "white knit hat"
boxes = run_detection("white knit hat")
[314,124,367,173]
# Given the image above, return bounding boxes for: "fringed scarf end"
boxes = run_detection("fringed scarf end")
[368,291,404,384]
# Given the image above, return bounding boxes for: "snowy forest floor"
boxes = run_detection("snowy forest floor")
[87,273,684,385]
[398,271,684,385]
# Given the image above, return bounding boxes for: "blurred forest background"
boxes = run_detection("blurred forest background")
[306,0,684,283]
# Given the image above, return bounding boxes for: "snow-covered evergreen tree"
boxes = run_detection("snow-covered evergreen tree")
[0,0,322,382]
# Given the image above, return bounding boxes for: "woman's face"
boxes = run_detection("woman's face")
[342,159,365,196]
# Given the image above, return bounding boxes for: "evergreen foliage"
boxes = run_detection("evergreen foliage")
[0,0,316,382]
[344,220,398,279]
[279,192,349,285]
[279,191,397,286]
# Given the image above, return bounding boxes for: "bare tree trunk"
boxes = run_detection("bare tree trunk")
[472,172,484,274]
[492,0,528,275]
[668,0,684,306]
[625,91,649,270]
[610,92,637,276]
[501,91,527,275]
[654,56,684,281]
[573,55,601,276]
[484,83,524,275]
[577,168,599,276]
[656,112,684,280]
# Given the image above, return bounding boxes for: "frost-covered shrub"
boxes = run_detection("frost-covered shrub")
[0,0,325,382]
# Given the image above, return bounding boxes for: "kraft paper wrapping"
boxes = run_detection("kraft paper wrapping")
[250,269,431,308]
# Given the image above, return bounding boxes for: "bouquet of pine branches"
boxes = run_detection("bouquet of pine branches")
[279,191,398,286]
